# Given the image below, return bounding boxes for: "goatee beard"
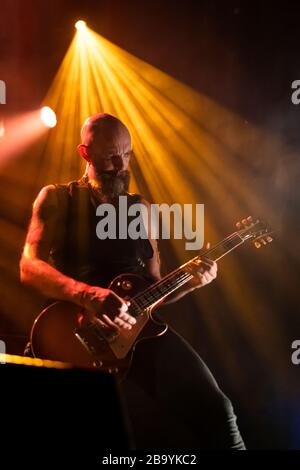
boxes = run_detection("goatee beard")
[96,169,130,199]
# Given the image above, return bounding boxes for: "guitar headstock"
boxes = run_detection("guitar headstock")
[236,216,273,248]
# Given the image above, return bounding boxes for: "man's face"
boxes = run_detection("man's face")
[86,128,132,198]
[87,133,132,175]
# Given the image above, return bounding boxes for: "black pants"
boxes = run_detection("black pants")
[121,327,246,450]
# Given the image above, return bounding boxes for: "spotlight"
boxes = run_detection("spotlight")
[40,106,57,128]
[75,20,87,32]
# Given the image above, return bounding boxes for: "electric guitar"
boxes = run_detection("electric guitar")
[30,217,273,377]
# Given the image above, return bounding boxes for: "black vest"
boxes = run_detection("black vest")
[49,180,154,287]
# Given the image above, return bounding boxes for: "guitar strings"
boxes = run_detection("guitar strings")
[131,272,193,314]
[131,231,241,311]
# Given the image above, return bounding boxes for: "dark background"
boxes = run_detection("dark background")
[0,0,300,449]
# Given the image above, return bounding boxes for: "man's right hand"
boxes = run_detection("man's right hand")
[80,286,136,333]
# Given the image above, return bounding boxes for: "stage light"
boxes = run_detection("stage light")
[0,109,53,166]
[40,106,57,128]
[75,20,87,32]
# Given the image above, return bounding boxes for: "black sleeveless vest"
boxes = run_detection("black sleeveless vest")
[49,180,154,287]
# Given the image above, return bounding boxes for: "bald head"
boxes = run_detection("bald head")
[81,113,131,149]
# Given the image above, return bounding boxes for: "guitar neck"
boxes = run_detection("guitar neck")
[131,231,244,314]
[200,231,244,262]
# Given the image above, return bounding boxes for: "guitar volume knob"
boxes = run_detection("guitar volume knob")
[121,280,132,290]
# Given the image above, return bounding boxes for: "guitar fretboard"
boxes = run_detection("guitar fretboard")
[129,232,244,316]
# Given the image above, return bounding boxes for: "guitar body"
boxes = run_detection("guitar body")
[30,273,168,378]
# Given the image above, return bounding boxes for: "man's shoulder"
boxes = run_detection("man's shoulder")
[39,179,85,197]
[34,180,83,208]
[52,179,85,191]
[33,184,57,208]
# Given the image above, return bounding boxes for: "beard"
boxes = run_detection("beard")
[94,168,130,200]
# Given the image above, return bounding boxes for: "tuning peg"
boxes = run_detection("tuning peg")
[242,218,248,226]
[260,238,267,245]
[254,241,261,248]
[247,216,253,224]
[236,221,242,229]
[266,236,273,243]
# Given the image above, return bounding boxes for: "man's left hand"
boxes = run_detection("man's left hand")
[187,257,218,290]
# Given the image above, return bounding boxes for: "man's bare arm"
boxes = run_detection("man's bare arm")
[20,185,135,330]
[20,185,88,305]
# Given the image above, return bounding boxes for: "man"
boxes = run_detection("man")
[20,113,245,449]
